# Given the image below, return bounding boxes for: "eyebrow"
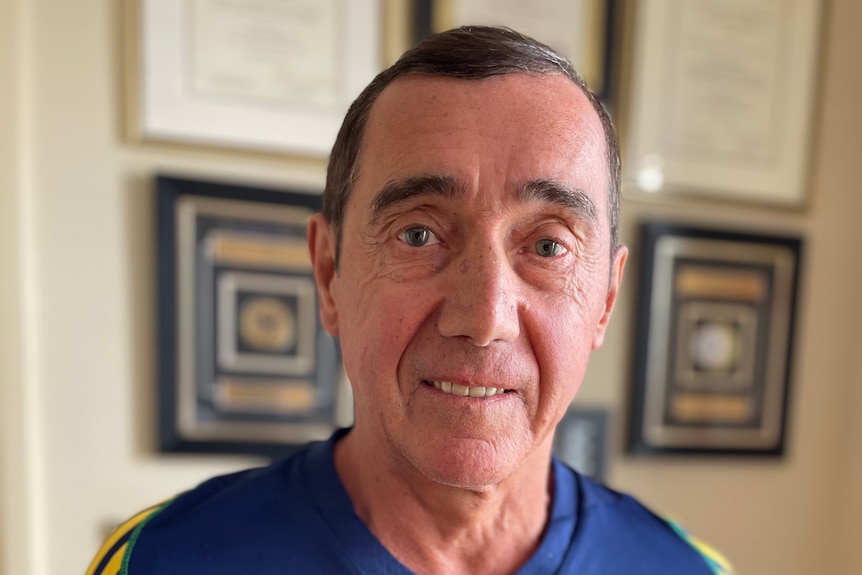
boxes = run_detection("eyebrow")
[369,174,462,224]
[518,179,598,223]
[368,174,598,224]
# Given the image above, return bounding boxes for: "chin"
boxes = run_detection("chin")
[405,437,527,491]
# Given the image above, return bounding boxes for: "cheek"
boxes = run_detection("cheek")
[533,309,588,375]
[526,293,600,402]
[332,270,434,380]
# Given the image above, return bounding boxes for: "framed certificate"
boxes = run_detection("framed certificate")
[125,0,388,156]
[620,0,822,205]
[157,176,350,457]
[413,0,619,100]
[628,222,802,455]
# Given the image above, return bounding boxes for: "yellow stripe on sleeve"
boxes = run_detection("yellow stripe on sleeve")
[687,534,735,575]
[85,502,167,575]
[665,518,735,575]
[92,541,127,575]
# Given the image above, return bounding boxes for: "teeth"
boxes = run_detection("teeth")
[430,381,505,398]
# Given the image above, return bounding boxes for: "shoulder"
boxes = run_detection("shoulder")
[663,517,735,575]
[85,500,172,575]
[565,467,734,574]
[86,449,316,574]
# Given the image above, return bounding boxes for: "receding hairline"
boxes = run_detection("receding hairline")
[353,70,610,198]
[367,70,597,116]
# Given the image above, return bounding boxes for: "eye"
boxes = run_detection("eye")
[398,226,440,247]
[535,238,566,257]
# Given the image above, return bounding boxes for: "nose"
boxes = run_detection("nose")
[436,246,521,346]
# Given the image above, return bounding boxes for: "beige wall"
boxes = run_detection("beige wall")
[1,0,32,573]
[812,1,862,571]
[1,0,860,573]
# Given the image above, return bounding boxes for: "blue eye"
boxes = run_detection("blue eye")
[399,226,439,247]
[535,239,565,257]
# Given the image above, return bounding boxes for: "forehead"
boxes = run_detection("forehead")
[354,73,609,215]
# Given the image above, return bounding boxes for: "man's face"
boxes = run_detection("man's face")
[310,73,626,489]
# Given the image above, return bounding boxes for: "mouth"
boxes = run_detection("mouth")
[423,380,512,398]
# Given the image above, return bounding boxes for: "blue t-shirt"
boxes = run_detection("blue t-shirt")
[88,430,731,574]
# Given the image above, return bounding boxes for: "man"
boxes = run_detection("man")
[88,26,732,574]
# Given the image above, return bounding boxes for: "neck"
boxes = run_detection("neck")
[334,428,555,575]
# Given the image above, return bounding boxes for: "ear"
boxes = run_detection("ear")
[592,245,628,349]
[308,213,340,336]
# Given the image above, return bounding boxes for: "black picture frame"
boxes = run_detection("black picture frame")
[553,408,610,482]
[628,222,802,456]
[411,0,621,105]
[156,175,346,458]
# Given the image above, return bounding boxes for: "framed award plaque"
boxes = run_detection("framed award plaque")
[628,222,802,456]
[156,175,350,457]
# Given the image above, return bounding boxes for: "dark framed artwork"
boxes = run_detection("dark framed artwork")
[628,222,802,456]
[411,0,621,104]
[553,408,610,482]
[156,175,348,457]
